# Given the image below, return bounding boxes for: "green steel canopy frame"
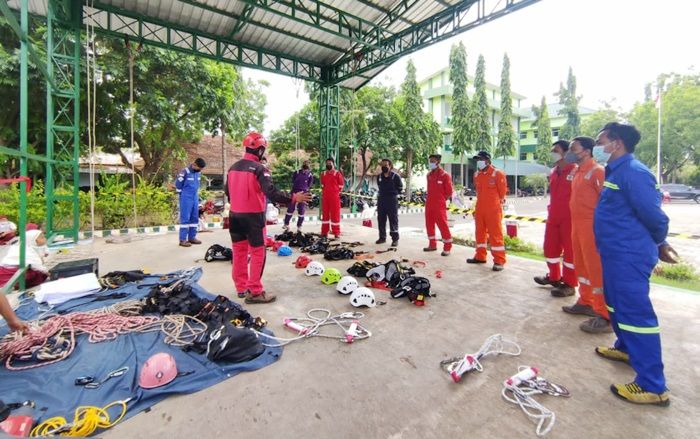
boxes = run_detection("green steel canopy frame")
[1,0,539,292]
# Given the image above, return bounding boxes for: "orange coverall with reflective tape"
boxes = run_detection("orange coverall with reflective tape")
[570,158,609,320]
[473,165,508,265]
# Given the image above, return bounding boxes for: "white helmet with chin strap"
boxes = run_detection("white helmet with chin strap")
[336,276,359,295]
[305,261,325,276]
[350,287,376,308]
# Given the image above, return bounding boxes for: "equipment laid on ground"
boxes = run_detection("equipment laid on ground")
[75,366,129,390]
[440,334,522,383]
[49,258,99,281]
[251,309,371,347]
[139,353,178,389]
[30,398,131,437]
[294,255,312,269]
[347,261,378,278]
[0,400,34,437]
[501,366,570,437]
[277,245,293,256]
[203,244,232,262]
[336,276,359,295]
[390,276,434,307]
[321,268,342,285]
[350,287,376,308]
[365,260,415,290]
[305,261,325,277]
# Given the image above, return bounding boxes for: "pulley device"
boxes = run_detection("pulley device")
[252,308,371,347]
[440,334,521,383]
[501,366,570,437]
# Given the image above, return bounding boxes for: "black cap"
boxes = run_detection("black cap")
[194,158,206,168]
[472,151,491,161]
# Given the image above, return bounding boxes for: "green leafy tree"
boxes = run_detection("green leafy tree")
[580,105,622,138]
[468,54,491,153]
[532,97,553,163]
[395,60,441,198]
[629,73,700,182]
[269,101,319,162]
[449,42,470,184]
[495,53,516,162]
[556,67,581,140]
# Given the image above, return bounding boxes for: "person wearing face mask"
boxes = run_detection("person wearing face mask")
[320,158,344,238]
[561,136,611,334]
[175,157,206,247]
[225,132,312,303]
[423,154,453,256]
[284,160,314,232]
[375,158,404,247]
[534,140,578,296]
[467,150,508,271]
[593,122,678,406]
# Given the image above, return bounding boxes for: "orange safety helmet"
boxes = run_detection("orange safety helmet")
[242,132,268,150]
[139,352,178,389]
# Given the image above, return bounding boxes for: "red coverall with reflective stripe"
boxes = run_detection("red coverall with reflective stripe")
[473,165,508,265]
[320,169,344,236]
[543,163,578,287]
[570,159,609,319]
[425,167,453,250]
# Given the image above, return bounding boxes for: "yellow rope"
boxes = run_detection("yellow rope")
[31,399,127,437]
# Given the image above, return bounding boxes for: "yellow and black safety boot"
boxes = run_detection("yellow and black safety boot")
[595,346,630,364]
[610,382,670,407]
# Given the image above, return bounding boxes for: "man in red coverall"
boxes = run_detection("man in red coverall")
[225,132,311,304]
[534,140,578,297]
[423,154,454,256]
[467,151,508,271]
[320,158,344,238]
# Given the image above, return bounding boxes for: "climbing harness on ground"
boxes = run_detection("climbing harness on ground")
[321,268,342,285]
[294,255,312,268]
[305,261,325,276]
[347,260,378,278]
[366,260,416,289]
[350,287,376,308]
[501,366,570,437]
[390,276,434,306]
[277,245,293,256]
[75,366,129,390]
[30,397,132,437]
[375,247,397,254]
[440,334,522,383]
[301,236,331,254]
[203,244,232,262]
[324,246,355,261]
[251,309,371,347]
[98,270,147,289]
[337,276,359,295]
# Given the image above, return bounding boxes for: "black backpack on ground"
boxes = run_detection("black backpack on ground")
[204,244,233,262]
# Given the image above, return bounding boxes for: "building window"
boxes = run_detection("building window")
[519,131,527,140]
[552,128,560,137]
[443,133,452,146]
[533,132,538,139]
[520,152,528,161]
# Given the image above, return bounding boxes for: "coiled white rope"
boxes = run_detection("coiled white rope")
[252,308,371,347]
[440,334,521,382]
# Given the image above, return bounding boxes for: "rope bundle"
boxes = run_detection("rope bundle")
[0,300,207,370]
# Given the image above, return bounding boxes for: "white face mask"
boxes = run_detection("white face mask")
[429,162,438,170]
[477,161,487,170]
[550,152,563,163]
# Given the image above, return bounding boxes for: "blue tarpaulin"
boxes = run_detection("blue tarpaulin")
[0,268,282,430]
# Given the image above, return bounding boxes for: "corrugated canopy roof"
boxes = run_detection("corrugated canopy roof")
[12,0,541,89]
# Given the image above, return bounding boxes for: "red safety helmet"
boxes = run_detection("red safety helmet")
[294,255,312,268]
[272,240,285,251]
[139,352,178,389]
[242,132,268,150]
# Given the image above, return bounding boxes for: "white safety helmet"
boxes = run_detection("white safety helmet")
[305,261,325,277]
[336,276,359,295]
[350,287,376,308]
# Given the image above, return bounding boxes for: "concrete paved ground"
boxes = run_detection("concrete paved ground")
[45,224,700,439]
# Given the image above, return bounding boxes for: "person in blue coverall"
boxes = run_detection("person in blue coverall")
[176,158,206,247]
[592,122,678,406]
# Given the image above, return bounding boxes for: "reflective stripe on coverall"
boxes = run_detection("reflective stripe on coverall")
[320,170,344,236]
[594,153,669,393]
[473,165,508,264]
[175,165,201,242]
[425,167,453,250]
[569,159,608,319]
[543,163,578,287]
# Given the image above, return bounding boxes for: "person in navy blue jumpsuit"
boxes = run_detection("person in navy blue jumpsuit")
[593,122,678,406]
[176,158,206,247]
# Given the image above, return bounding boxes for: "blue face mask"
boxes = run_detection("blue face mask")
[593,144,612,164]
[429,162,437,170]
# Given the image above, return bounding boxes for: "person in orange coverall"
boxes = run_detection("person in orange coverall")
[423,154,454,256]
[466,150,508,271]
[320,157,344,238]
[563,136,612,334]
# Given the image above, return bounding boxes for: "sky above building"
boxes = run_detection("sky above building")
[246,0,699,135]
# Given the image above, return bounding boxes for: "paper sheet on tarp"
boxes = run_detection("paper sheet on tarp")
[0,268,282,431]
[34,273,102,305]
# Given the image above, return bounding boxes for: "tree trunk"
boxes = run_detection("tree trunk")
[405,149,413,201]
[459,153,464,187]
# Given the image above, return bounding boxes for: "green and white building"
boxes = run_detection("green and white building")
[419,67,594,190]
